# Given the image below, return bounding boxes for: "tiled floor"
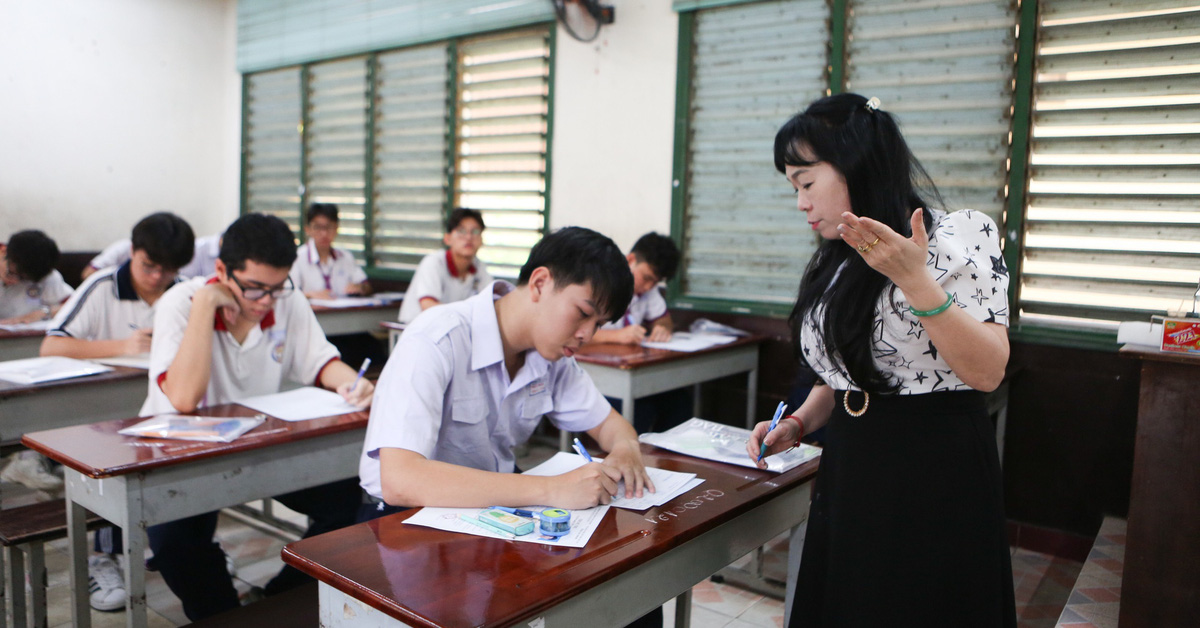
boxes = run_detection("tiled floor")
[2,440,1085,627]
[1054,517,1125,628]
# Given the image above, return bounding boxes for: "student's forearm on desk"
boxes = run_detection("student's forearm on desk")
[40,336,134,359]
[160,301,217,412]
[379,448,576,508]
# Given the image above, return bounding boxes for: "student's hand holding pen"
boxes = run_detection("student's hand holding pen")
[123,328,153,355]
[549,463,620,509]
[336,371,375,409]
[612,324,644,345]
[646,325,672,343]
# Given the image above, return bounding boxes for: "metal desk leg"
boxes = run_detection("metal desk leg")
[66,498,90,628]
[745,366,759,429]
[1,543,7,628]
[28,543,45,628]
[674,588,692,628]
[6,545,23,628]
[123,481,148,628]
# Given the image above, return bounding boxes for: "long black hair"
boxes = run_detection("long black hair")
[775,93,942,393]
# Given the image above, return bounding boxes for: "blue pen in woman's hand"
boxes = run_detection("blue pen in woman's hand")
[572,437,593,462]
[351,357,371,394]
[758,401,788,462]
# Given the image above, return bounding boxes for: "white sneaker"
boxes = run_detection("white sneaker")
[0,453,64,492]
[88,554,126,612]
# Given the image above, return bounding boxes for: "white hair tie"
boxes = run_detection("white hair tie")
[865,96,881,112]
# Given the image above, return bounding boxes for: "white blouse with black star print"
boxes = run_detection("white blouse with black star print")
[799,208,1010,394]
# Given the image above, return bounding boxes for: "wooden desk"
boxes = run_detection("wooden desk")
[22,405,369,628]
[282,446,816,628]
[0,329,44,362]
[575,336,764,439]
[313,302,398,336]
[1118,346,1200,626]
[0,366,145,447]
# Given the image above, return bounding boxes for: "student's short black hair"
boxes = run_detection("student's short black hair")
[5,230,60,282]
[446,208,485,233]
[219,214,298,272]
[630,232,680,281]
[517,227,633,324]
[306,203,339,224]
[131,212,195,270]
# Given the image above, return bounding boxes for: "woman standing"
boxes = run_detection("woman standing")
[748,93,1016,627]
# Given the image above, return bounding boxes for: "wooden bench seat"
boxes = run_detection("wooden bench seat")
[2,500,103,628]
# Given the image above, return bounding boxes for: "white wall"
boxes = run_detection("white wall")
[0,0,241,250]
[549,1,679,252]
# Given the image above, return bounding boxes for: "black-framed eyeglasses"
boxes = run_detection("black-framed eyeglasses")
[229,273,294,301]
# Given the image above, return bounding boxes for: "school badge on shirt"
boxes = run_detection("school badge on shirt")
[26,285,42,299]
[269,329,286,363]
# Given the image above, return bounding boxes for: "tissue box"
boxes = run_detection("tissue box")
[1160,317,1200,353]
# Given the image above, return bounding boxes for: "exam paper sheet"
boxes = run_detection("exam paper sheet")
[0,356,112,385]
[235,386,360,421]
[640,417,822,473]
[526,452,703,511]
[404,504,610,548]
[641,332,738,353]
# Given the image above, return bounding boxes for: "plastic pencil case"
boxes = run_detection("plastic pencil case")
[478,509,535,535]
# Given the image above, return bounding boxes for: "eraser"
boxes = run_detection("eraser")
[479,509,535,536]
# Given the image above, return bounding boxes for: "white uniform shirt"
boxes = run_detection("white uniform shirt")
[600,286,668,330]
[140,276,341,415]
[800,209,1010,394]
[48,261,174,340]
[87,234,222,279]
[397,250,492,324]
[360,281,611,499]
[289,240,368,296]
[0,270,73,320]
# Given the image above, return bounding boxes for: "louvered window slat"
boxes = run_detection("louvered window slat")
[305,57,369,255]
[679,0,829,304]
[245,68,303,234]
[371,44,452,272]
[1019,0,1200,327]
[455,29,551,279]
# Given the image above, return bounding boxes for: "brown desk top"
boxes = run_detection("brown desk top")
[311,302,397,314]
[0,329,44,341]
[22,403,368,479]
[574,334,765,370]
[282,446,817,628]
[0,365,145,399]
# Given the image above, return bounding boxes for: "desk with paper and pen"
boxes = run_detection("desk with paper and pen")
[21,397,370,628]
[311,293,403,336]
[281,439,819,628]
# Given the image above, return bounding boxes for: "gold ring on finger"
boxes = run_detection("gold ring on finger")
[870,237,880,246]
[857,243,871,253]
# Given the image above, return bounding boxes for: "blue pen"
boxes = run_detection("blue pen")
[350,357,371,394]
[572,437,593,462]
[757,401,788,462]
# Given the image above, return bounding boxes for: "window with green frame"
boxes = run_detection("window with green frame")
[240,26,553,280]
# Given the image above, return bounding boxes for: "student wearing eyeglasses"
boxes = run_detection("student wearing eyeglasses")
[290,202,370,300]
[139,213,373,621]
[397,208,492,324]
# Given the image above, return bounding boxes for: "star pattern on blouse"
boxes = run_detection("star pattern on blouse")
[980,222,994,237]
[906,319,924,340]
[872,319,898,359]
[991,255,1008,276]
[971,288,988,305]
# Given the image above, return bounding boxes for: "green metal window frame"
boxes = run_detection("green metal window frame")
[668,0,1116,351]
[239,23,556,284]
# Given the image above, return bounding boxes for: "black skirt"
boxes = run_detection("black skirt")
[789,390,1016,628]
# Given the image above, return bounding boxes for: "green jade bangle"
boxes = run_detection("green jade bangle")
[908,291,954,317]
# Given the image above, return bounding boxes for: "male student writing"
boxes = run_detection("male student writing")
[141,213,373,621]
[360,226,654,517]
[38,212,194,611]
[589,232,679,345]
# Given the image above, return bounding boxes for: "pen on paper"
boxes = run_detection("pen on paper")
[758,401,788,462]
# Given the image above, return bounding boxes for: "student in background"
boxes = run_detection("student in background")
[591,232,679,344]
[42,212,195,359]
[587,232,690,434]
[290,202,369,299]
[397,208,492,324]
[82,231,222,280]
[141,213,373,621]
[0,229,73,324]
[39,211,196,611]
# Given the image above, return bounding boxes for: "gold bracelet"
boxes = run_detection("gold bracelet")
[843,390,869,417]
